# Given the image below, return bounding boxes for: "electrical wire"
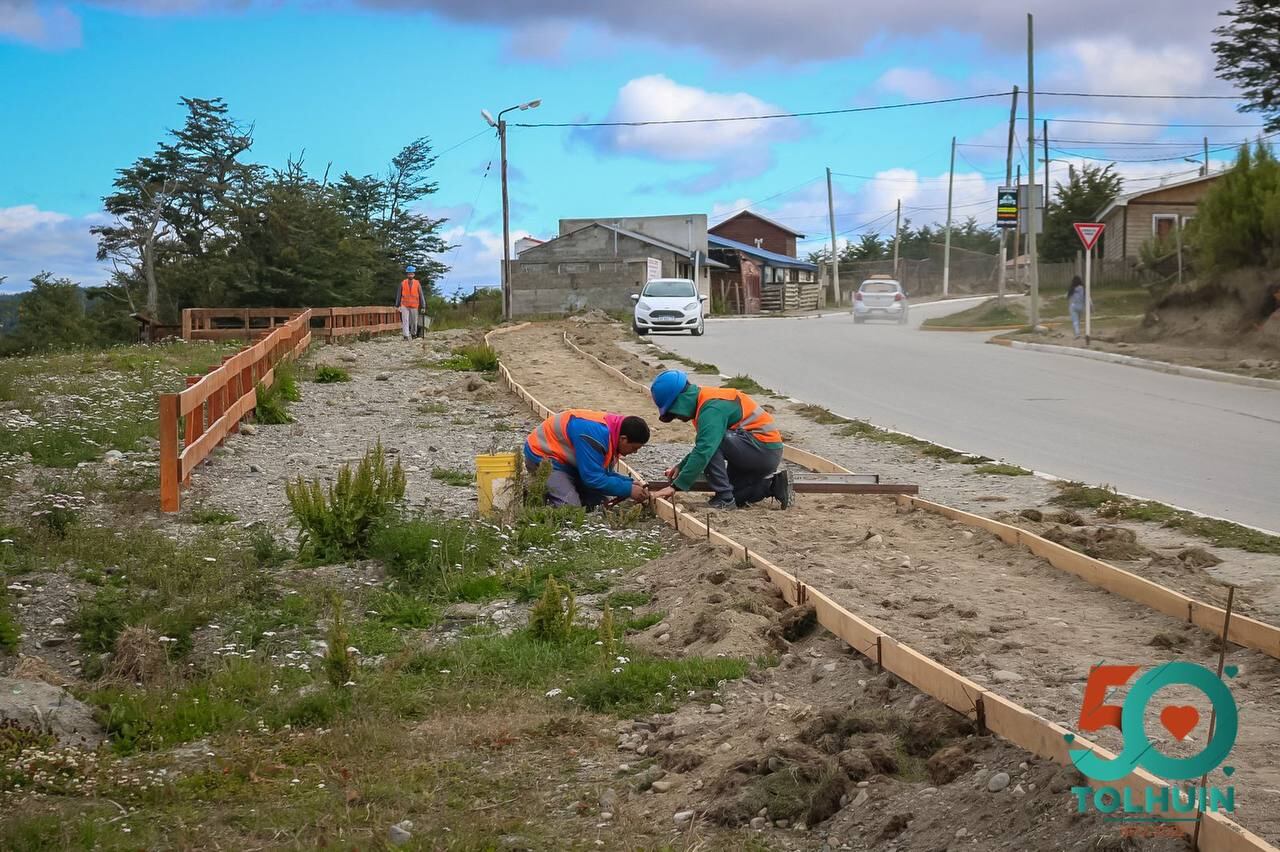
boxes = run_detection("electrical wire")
[432,128,493,161]
[1037,91,1240,100]
[443,141,497,270]
[711,176,825,223]
[1022,117,1263,129]
[512,91,1013,128]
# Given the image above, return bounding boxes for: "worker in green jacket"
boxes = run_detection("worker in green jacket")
[646,370,793,510]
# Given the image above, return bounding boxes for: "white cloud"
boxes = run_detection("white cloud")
[0,0,80,47]
[875,67,950,101]
[432,204,533,296]
[583,74,796,162]
[0,205,110,291]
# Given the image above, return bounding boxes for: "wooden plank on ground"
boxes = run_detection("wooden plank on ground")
[878,636,984,719]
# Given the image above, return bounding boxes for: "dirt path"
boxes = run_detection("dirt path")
[501,319,1280,845]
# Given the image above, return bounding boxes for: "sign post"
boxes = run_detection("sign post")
[996,187,1018,229]
[1073,223,1105,344]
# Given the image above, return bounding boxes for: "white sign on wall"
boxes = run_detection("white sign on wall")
[646,257,662,282]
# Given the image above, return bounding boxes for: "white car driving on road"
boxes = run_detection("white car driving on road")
[853,276,909,324]
[632,278,707,336]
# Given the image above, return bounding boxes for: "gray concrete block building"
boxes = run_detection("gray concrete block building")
[508,214,723,316]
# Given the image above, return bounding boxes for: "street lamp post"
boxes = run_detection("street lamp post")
[483,99,542,321]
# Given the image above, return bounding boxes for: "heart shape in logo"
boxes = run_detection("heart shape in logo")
[1224,665,1239,678]
[1223,766,1235,777]
[1161,705,1200,741]
[1063,733,1075,743]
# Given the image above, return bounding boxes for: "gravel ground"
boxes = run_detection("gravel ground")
[185,331,539,529]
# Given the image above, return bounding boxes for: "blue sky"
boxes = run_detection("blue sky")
[0,0,1255,295]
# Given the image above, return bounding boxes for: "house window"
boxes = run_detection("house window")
[520,263,546,273]
[798,270,814,283]
[559,262,590,274]
[1153,214,1179,240]
[596,262,620,272]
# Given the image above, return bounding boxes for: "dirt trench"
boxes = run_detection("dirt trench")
[496,321,1280,846]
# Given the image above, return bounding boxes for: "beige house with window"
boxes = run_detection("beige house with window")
[1096,172,1223,263]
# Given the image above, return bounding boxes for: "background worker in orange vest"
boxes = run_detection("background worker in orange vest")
[395,265,425,340]
[647,369,792,510]
[524,410,651,508]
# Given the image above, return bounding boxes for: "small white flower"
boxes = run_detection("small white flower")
[545,688,563,698]
[438,669,451,674]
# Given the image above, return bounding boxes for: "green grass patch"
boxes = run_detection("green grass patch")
[431,467,474,487]
[793,404,848,425]
[623,611,665,632]
[605,590,652,610]
[972,463,1031,476]
[418,401,449,415]
[921,298,1027,329]
[252,363,300,425]
[665,352,720,375]
[190,507,237,525]
[440,344,499,373]
[287,442,406,562]
[1052,481,1280,555]
[0,594,19,651]
[722,374,773,395]
[1039,286,1151,321]
[312,365,351,383]
[406,627,747,716]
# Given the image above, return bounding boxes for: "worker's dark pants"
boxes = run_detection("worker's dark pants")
[704,429,783,505]
[526,457,605,509]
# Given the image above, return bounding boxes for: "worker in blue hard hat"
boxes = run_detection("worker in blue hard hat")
[648,369,792,510]
[396,265,425,340]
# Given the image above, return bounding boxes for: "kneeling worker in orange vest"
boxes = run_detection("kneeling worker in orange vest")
[524,410,651,508]
[646,370,792,510]
[396,265,425,340]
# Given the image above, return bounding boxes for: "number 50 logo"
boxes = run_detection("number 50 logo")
[1068,661,1238,782]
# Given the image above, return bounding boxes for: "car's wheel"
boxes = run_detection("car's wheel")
[634,324,648,336]
[691,319,705,336]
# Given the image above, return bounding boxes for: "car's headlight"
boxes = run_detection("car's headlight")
[636,301,651,312]
[683,302,699,312]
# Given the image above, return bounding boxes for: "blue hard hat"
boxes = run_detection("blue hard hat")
[651,370,688,421]
[405,265,416,274]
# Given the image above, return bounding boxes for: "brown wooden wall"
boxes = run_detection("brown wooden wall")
[710,213,799,258]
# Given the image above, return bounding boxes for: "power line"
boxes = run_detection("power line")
[433,129,492,160]
[1051,131,1277,163]
[1038,91,1241,101]
[513,91,1013,128]
[711,176,825,223]
[1025,117,1264,129]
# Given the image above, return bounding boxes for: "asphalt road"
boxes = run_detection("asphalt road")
[652,298,1280,532]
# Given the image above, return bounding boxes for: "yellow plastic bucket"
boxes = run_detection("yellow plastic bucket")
[476,452,520,517]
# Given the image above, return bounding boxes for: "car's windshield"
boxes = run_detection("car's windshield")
[860,282,899,294]
[643,280,697,298]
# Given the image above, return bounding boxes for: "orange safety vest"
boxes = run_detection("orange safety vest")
[526,409,615,469]
[399,278,422,309]
[693,386,782,444]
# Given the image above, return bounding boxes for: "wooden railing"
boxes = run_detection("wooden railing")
[182,307,402,343]
[159,311,312,512]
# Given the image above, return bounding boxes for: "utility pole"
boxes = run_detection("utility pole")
[1204,136,1210,176]
[499,118,511,320]
[826,167,840,305]
[998,86,1019,305]
[892,198,902,279]
[943,136,956,297]
[1026,13,1040,330]
[1043,118,1050,208]
[1015,162,1022,288]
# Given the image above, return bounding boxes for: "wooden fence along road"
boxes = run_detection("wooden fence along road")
[181,306,401,343]
[159,306,402,512]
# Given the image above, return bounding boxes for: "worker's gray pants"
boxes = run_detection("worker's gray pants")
[526,457,604,509]
[399,306,419,339]
[704,429,783,505]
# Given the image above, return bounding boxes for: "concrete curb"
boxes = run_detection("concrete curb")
[995,339,1280,391]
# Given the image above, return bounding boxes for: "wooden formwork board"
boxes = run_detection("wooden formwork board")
[495,330,1275,852]
[899,495,1280,663]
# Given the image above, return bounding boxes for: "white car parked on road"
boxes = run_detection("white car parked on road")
[853,275,909,325]
[631,278,707,336]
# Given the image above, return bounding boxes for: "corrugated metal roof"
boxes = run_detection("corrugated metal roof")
[707,234,818,270]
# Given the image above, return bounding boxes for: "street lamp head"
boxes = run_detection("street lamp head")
[524,99,542,110]
[480,109,497,127]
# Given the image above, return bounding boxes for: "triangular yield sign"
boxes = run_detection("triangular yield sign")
[1074,222,1105,251]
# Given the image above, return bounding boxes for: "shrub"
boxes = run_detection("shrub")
[286,441,406,561]
[313,365,351,384]
[253,381,292,425]
[1191,141,1280,273]
[0,597,19,652]
[325,594,354,688]
[528,577,576,642]
[441,344,499,373]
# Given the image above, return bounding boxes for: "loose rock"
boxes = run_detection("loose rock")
[987,771,1011,793]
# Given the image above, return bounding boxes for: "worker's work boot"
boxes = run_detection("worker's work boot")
[707,495,736,510]
[771,470,794,509]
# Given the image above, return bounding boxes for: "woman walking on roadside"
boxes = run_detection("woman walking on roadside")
[1067,275,1089,339]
